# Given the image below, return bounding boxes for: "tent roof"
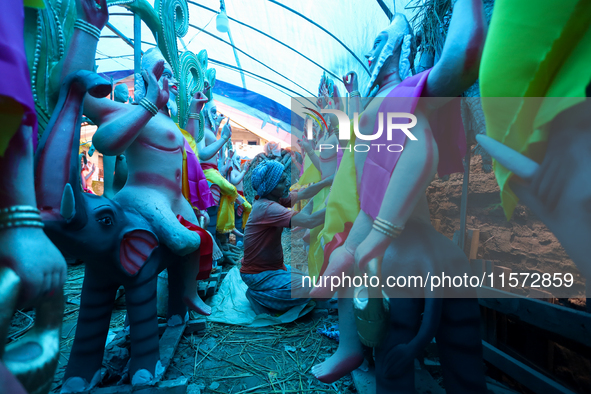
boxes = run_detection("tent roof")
[98,1,418,134]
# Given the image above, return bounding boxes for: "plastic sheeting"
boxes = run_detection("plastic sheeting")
[98,1,418,126]
[207,267,315,327]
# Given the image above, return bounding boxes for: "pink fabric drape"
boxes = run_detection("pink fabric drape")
[359,69,465,219]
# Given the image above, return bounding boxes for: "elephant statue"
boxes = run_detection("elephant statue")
[34,70,190,392]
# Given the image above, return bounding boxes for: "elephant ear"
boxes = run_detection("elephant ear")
[119,230,159,276]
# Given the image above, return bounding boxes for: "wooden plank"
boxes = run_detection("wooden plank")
[482,341,576,394]
[159,322,187,374]
[467,228,480,260]
[478,286,591,347]
[91,377,189,394]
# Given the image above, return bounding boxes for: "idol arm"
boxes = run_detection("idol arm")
[424,0,486,98]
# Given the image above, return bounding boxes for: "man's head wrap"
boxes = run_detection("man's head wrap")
[251,160,284,198]
[364,14,413,96]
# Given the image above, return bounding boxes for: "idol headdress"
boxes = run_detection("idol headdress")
[364,14,413,97]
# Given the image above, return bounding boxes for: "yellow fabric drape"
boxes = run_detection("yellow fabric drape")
[203,168,238,233]
[318,123,360,257]
[480,0,591,219]
[179,125,199,210]
[307,186,331,280]
[241,200,252,229]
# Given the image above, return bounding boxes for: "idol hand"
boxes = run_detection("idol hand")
[142,60,169,110]
[342,71,358,94]
[76,0,109,29]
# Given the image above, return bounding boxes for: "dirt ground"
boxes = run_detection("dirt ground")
[427,154,586,302]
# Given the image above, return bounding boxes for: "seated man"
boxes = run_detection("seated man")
[240,161,325,314]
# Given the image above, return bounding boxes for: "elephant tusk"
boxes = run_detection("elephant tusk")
[60,183,76,223]
[475,134,539,182]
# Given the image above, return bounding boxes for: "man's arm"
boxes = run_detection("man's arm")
[295,175,334,202]
[291,208,326,229]
[84,164,96,181]
[424,0,486,98]
[197,118,231,161]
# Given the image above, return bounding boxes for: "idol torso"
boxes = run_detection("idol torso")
[117,112,187,212]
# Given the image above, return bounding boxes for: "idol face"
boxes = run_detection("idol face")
[161,63,179,117]
[365,32,388,73]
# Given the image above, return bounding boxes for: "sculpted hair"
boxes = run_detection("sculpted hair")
[364,13,415,96]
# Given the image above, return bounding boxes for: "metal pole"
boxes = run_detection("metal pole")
[227,29,246,89]
[133,14,142,102]
[458,149,471,252]
[106,22,136,51]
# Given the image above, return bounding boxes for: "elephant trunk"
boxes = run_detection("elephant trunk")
[34,71,110,227]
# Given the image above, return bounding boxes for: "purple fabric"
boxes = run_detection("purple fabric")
[0,0,37,141]
[184,140,215,210]
[359,69,465,219]
[336,149,344,171]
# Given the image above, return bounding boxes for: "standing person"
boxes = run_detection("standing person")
[80,155,96,194]
[240,161,325,313]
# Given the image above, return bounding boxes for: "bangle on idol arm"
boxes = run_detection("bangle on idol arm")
[139,98,159,116]
[350,90,361,98]
[0,206,44,230]
[188,113,200,119]
[372,217,403,238]
[74,19,102,41]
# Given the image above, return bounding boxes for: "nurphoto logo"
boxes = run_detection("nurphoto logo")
[303,108,417,153]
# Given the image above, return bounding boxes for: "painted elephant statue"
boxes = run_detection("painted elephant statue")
[34,70,190,392]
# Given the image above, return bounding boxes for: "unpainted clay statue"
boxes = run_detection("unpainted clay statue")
[61,0,210,316]
[35,68,211,392]
[310,2,489,391]
[113,83,130,104]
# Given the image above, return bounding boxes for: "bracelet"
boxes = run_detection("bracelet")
[372,217,403,238]
[350,90,361,98]
[139,97,159,116]
[188,113,200,119]
[0,206,44,230]
[74,19,101,41]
